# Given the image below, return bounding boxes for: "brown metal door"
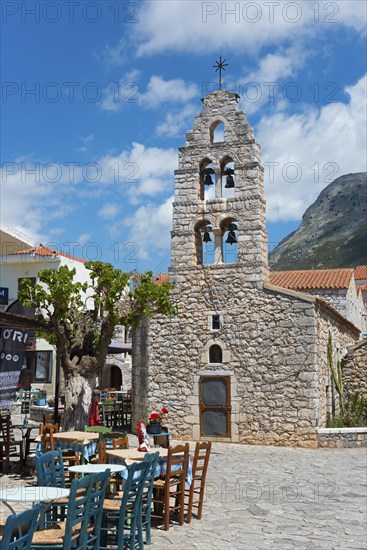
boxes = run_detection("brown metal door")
[200,376,231,437]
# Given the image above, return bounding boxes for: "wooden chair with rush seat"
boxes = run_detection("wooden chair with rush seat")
[0,504,42,550]
[151,443,190,531]
[31,470,109,550]
[185,441,212,522]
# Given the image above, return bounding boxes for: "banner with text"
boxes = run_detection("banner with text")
[0,328,28,410]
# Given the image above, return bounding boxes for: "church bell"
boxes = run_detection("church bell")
[202,229,212,242]
[225,174,235,188]
[225,223,238,245]
[204,174,214,186]
[226,230,237,245]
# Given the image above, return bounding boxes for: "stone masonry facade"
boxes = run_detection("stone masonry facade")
[342,339,367,397]
[132,90,360,447]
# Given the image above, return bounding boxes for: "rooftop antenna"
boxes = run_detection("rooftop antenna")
[213,56,228,90]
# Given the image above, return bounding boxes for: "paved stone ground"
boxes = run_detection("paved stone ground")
[148,444,366,550]
[1,418,366,549]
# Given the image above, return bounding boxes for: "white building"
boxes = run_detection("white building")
[0,229,91,397]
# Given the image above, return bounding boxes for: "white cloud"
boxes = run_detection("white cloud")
[77,233,91,245]
[101,74,198,113]
[0,142,177,241]
[140,76,199,109]
[123,196,174,261]
[239,48,305,115]
[156,103,199,138]
[100,70,141,112]
[95,37,128,68]
[97,142,177,203]
[98,203,120,219]
[258,74,367,221]
[133,1,366,57]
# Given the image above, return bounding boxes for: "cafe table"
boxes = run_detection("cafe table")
[68,463,126,475]
[0,486,70,514]
[105,448,192,486]
[52,431,99,462]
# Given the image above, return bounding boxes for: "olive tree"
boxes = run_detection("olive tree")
[19,261,177,430]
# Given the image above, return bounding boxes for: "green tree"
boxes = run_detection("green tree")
[18,262,177,430]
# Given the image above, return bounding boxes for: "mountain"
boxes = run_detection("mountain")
[269,172,367,271]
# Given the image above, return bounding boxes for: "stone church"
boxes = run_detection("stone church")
[132,90,361,447]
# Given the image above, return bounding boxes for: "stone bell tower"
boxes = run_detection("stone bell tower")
[170,89,269,284]
[133,87,356,448]
[133,90,273,443]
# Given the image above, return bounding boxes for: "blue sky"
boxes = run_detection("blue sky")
[1,0,366,275]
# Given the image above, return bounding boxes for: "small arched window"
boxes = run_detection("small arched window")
[209,344,223,363]
[210,121,225,144]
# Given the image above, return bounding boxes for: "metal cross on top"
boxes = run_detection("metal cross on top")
[213,57,228,90]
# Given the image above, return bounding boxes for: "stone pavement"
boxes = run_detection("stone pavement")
[148,443,366,550]
[0,437,366,549]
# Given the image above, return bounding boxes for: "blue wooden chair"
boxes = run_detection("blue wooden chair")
[31,469,109,550]
[35,449,65,488]
[0,505,42,550]
[100,460,150,550]
[34,449,67,525]
[138,452,160,549]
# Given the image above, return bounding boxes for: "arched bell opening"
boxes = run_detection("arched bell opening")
[220,156,235,199]
[199,158,215,201]
[195,220,214,265]
[210,121,225,144]
[220,218,239,264]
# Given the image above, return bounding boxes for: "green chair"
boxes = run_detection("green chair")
[100,460,150,550]
[84,425,112,433]
[31,469,109,550]
[0,505,42,550]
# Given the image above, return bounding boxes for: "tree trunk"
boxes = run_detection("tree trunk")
[62,370,97,431]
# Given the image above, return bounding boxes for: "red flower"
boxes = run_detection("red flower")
[161,407,169,414]
[17,383,22,388]
[149,412,160,420]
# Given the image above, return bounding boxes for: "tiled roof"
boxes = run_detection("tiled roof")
[357,283,367,293]
[269,268,354,290]
[354,265,367,280]
[152,273,169,285]
[11,245,85,263]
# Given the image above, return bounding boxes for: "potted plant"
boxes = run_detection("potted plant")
[146,407,169,434]
[31,388,47,406]
[48,398,55,408]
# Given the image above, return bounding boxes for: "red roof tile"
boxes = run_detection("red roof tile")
[354,265,367,280]
[270,268,354,290]
[11,245,85,263]
[152,273,169,285]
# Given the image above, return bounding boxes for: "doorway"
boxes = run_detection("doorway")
[199,376,231,437]
[110,365,122,388]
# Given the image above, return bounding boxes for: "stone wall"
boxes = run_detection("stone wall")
[135,271,324,448]
[314,304,360,427]
[131,318,150,427]
[342,339,367,397]
[317,427,367,447]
